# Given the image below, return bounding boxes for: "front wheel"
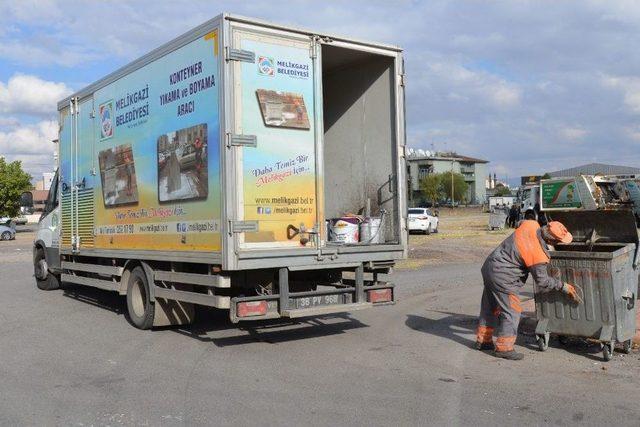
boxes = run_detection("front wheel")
[1,231,12,240]
[126,266,155,330]
[34,248,60,291]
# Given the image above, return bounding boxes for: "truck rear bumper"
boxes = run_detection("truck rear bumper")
[229,283,395,323]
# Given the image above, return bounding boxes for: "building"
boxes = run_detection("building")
[34,172,56,191]
[407,149,488,204]
[30,190,49,212]
[547,163,640,177]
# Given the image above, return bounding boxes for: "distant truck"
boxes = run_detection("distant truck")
[539,175,640,224]
[488,196,516,212]
[33,14,407,329]
[517,183,540,218]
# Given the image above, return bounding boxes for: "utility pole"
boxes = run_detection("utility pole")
[451,159,454,208]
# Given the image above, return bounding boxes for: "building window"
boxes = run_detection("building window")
[418,165,433,181]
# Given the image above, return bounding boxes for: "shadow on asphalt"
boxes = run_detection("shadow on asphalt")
[405,311,477,348]
[63,284,126,315]
[61,285,368,346]
[406,310,607,361]
[173,306,369,347]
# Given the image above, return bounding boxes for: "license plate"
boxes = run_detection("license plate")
[292,294,344,309]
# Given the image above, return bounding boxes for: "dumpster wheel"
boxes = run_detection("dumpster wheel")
[602,341,615,362]
[623,339,632,355]
[536,333,549,351]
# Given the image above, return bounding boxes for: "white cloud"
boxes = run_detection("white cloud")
[602,75,640,113]
[416,60,522,113]
[560,126,588,140]
[0,120,57,178]
[0,120,57,155]
[490,84,521,107]
[0,74,71,116]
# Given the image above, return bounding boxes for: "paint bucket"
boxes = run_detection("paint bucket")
[328,217,360,244]
[360,217,384,244]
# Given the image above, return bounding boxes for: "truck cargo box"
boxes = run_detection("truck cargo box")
[56,13,407,271]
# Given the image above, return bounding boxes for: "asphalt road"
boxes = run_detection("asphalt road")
[2,231,640,426]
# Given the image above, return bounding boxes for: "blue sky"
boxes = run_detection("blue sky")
[2,0,640,186]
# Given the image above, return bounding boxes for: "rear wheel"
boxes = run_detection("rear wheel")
[126,266,155,330]
[34,247,60,290]
[1,231,11,240]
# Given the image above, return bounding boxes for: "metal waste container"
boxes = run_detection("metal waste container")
[489,207,508,230]
[534,210,639,361]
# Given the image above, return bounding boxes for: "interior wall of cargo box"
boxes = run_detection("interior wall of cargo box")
[321,45,398,243]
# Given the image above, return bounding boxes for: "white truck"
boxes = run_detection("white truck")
[33,14,408,328]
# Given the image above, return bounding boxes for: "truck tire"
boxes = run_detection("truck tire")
[126,266,155,330]
[34,247,60,291]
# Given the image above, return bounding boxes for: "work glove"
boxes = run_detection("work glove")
[562,283,582,303]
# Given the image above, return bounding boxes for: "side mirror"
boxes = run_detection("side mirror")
[20,191,33,208]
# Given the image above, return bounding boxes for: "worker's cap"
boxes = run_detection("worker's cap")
[544,221,573,244]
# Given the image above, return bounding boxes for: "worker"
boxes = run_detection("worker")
[508,204,518,228]
[475,220,580,360]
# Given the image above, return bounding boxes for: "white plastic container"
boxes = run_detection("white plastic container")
[360,217,384,244]
[328,218,360,243]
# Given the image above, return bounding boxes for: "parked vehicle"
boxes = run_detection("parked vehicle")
[33,13,407,329]
[488,196,515,211]
[517,184,540,219]
[0,225,16,241]
[13,215,27,225]
[408,208,439,234]
[0,217,16,229]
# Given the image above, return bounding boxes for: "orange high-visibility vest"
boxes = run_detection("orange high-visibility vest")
[513,220,549,267]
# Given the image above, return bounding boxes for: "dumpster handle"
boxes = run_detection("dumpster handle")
[622,292,635,310]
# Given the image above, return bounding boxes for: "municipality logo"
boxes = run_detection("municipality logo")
[99,101,114,140]
[257,56,274,76]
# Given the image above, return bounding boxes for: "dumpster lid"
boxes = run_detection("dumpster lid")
[547,210,639,246]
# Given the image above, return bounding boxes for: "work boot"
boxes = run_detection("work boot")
[493,350,524,360]
[474,341,495,351]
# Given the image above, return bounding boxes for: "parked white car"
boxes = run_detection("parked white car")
[0,225,16,241]
[408,208,439,234]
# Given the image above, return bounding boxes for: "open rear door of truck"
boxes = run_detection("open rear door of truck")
[228,24,322,252]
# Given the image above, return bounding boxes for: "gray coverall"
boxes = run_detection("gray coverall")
[476,220,564,352]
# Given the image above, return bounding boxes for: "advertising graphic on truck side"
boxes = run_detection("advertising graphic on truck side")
[60,31,222,252]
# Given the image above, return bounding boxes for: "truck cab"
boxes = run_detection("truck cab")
[33,169,62,290]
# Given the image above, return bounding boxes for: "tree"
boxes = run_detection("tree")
[541,173,551,180]
[493,184,512,196]
[419,173,442,206]
[0,158,32,218]
[440,171,469,204]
